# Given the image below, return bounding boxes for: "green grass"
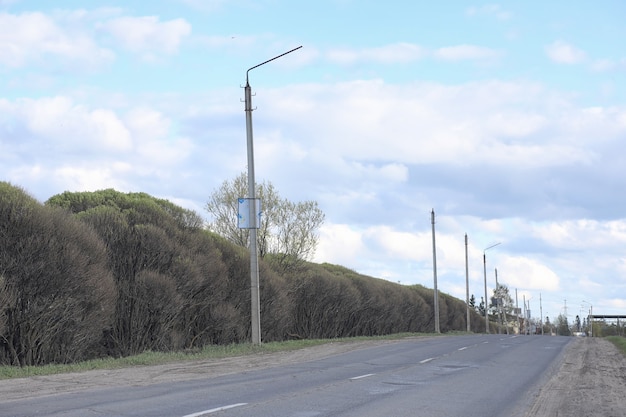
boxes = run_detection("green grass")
[606,335,626,357]
[0,333,431,380]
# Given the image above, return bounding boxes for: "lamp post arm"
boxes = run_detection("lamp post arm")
[246,46,303,85]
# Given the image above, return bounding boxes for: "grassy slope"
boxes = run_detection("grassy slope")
[0,333,439,380]
[606,335,626,357]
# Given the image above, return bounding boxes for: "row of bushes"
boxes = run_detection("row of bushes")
[0,183,483,366]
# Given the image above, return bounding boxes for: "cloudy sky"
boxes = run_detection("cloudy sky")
[2,0,625,325]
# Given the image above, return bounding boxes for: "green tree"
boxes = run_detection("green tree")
[489,283,514,316]
[469,294,476,311]
[544,316,552,334]
[555,314,571,336]
[205,173,325,271]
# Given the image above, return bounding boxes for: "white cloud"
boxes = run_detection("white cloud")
[263,79,622,170]
[364,225,430,261]
[99,15,191,57]
[435,44,500,61]
[545,40,587,64]
[590,57,626,73]
[532,219,626,250]
[0,9,195,70]
[196,34,257,48]
[0,96,199,187]
[501,256,560,291]
[314,223,366,266]
[125,107,171,141]
[53,163,132,193]
[327,42,425,65]
[0,11,114,69]
[604,298,626,310]
[18,96,132,152]
[179,0,228,12]
[466,4,512,20]
[124,107,193,165]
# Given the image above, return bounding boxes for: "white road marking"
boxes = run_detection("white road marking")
[182,403,247,417]
[420,358,434,364]
[350,373,375,380]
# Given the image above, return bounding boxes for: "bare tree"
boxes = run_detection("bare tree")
[206,173,325,271]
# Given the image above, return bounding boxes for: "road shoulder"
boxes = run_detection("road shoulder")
[524,337,626,417]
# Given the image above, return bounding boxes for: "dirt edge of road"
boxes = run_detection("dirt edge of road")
[1,336,625,417]
[0,339,401,402]
[524,337,626,417]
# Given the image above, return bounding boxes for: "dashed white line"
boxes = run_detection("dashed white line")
[182,403,247,417]
[419,357,434,364]
[350,373,375,380]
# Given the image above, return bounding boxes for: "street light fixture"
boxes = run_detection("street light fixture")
[483,242,501,333]
[244,45,302,345]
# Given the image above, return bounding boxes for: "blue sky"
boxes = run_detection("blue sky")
[2,0,625,325]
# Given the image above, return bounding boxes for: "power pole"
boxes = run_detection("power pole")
[431,209,440,334]
[244,46,302,344]
[465,233,470,332]
[495,268,501,333]
[483,243,501,334]
[516,288,519,334]
[539,293,543,336]
[523,294,527,335]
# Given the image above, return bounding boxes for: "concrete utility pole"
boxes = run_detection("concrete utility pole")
[495,268,501,333]
[539,293,543,336]
[495,268,508,335]
[523,294,527,335]
[431,209,440,334]
[583,300,593,337]
[483,242,501,333]
[516,288,519,333]
[244,46,302,344]
[465,233,470,332]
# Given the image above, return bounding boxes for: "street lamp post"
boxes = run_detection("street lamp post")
[539,293,543,336]
[431,209,440,334]
[483,242,501,333]
[465,233,470,332]
[582,300,593,337]
[244,46,302,345]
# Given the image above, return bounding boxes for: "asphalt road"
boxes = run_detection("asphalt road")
[1,334,572,417]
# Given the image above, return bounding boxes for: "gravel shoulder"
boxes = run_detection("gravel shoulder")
[0,339,398,403]
[1,336,625,416]
[524,337,626,417]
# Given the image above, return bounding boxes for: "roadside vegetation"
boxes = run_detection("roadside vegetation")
[1,182,484,368]
[0,333,431,380]
[606,336,626,357]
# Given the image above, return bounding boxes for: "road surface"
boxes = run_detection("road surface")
[0,335,573,417]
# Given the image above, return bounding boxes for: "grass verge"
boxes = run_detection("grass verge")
[606,335,626,357]
[0,332,431,380]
